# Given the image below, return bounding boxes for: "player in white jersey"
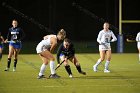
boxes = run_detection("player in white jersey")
[136,32,140,63]
[36,29,66,79]
[93,22,117,73]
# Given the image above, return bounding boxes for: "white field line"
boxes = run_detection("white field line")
[0,84,135,89]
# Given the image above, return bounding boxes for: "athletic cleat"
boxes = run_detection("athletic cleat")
[4,68,9,71]
[93,65,97,72]
[104,69,110,73]
[37,75,46,79]
[13,67,16,72]
[69,74,73,78]
[49,74,60,78]
[80,71,86,75]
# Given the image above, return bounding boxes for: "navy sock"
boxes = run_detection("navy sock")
[0,53,2,60]
[7,58,11,68]
[14,59,17,68]
[65,65,72,75]
[76,65,82,73]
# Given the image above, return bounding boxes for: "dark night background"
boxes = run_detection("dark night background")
[0,0,140,42]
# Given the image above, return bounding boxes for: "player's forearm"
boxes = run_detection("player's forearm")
[50,44,57,53]
[97,39,102,44]
[112,35,117,42]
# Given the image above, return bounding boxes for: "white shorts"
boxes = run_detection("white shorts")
[36,43,49,53]
[99,45,111,51]
[59,54,65,59]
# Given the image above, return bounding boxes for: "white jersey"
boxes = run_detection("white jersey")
[97,30,117,51]
[136,32,140,48]
[36,35,57,53]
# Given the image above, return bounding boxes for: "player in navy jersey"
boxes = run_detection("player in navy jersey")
[0,32,5,61]
[4,19,25,71]
[56,38,86,78]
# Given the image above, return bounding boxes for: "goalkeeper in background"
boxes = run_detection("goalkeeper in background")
[56,38,86,78]
[4,19,25,72]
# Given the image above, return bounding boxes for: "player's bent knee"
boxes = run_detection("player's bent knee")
[44,62,48,65]
[50,57,55,61]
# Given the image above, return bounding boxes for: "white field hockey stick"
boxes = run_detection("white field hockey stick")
[126,38,136,42]
[6,41,16,43]
[6,40,21,43]
[100,41,114,49]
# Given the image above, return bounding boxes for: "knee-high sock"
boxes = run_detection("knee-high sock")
[76,65,82,73]
[0,53,2,60]
[39,63,47,76]
[105,60,110,70]
[14,59,17,68]
[65,65,72,75]
[50,61,55,74]
[7,58,11,68]
[94,59,101,67]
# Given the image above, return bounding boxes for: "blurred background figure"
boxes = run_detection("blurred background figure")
[0,32,5,61]
[136,32,140,63]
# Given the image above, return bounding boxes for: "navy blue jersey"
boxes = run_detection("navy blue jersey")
[57,43,75,64]
[7,27,25,41]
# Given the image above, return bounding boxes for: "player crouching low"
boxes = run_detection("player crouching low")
[56,38,86,78]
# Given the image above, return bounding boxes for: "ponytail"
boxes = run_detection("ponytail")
[57,29,66,40]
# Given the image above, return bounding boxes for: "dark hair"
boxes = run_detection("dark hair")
[104,21,109,23]
[64,38,71,44]
[12,19,18,22]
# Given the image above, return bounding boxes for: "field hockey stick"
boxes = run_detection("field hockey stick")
[3,41,15,43]
[55,60,65,70]
[126,38,136,42]
[55,55,73,70]
[6,41,16,43]
[100,41,113,49]
[6,40,21,43]
[48,56,72,78]
[48,59,66,78]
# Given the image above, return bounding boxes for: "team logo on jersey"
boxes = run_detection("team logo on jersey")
[11,32,19,34]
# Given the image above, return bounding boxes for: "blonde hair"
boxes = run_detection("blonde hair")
[57,29,66,40]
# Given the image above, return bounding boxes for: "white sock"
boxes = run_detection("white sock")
[105,60,110,70]
[39,63,47,76]
[94,59,101,67]
[139,54,140,62]
[50,61,55,74]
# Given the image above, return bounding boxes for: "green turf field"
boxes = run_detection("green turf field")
[0,53,140,93]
